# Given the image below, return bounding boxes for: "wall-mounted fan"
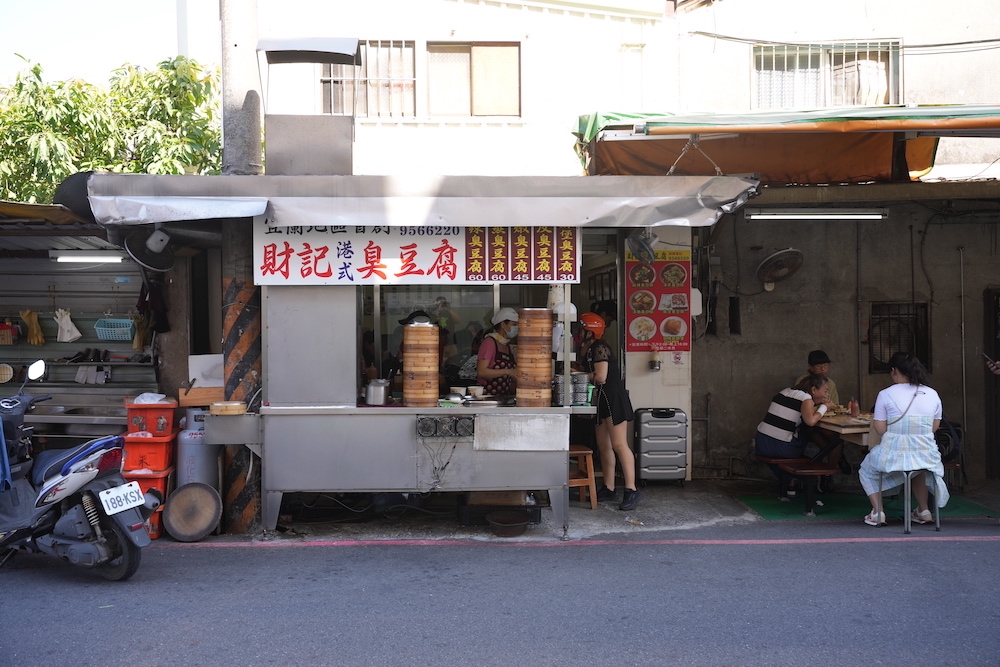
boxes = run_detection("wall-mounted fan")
[125,226,175,272]
[626,228,657,264]
[755,248,804,291]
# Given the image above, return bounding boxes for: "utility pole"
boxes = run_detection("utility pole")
[219,0,262,534]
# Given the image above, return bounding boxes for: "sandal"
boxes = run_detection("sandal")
[864,510,886,526]
[911,509,933,524]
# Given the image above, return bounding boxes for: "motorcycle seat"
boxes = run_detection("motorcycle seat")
[32,437,114,488]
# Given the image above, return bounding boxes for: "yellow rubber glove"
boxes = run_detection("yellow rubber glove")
[19,309,45,346]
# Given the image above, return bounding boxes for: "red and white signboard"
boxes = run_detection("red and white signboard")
[624,249,692,353]
[253,222,580,286]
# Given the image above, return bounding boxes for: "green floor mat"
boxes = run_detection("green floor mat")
[736,492,998,521]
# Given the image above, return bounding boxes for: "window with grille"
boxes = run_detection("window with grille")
[753,41,900,110]
[323,40,416,118]
[428,43,520,117]
[869,302,931,373]
[321,41,521,118]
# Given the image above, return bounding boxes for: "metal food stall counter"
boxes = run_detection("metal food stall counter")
[206,404,596,536]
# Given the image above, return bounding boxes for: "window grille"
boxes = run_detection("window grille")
[753,41,900,110]
[869,302,930,373]
[322,40,415,118]
[321,40,520,119]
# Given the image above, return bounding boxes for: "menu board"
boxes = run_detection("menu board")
[624,249,691,352]
[253,221,579,285]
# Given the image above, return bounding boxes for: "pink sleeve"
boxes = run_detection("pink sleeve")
[478,337,496,365]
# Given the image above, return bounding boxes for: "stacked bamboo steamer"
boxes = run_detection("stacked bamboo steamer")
[402,322,439,407]
[515,308,553,407]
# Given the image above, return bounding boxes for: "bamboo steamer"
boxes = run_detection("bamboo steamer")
[516,308,553,406]
[402,322,439,407]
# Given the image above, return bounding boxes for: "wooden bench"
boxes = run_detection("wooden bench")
[777,460,840,516]
[754,455,810,499]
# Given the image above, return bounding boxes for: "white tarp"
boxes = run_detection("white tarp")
[85,173,759,229]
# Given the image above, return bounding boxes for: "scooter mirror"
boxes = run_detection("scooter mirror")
[27,359,45,381]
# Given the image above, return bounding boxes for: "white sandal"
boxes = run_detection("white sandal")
[864,510,886,526]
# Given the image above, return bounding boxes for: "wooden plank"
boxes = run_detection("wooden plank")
[178,386,224,407]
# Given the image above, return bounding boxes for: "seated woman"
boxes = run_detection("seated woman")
[858,352,949,526]
[754,374,834,494]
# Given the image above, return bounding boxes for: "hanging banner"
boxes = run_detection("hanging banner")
[624,248,691,352]
[253,221,579,285]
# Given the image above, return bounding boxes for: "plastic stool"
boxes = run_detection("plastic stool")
[568,444,598,509]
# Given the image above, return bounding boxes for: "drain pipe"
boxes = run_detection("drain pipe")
[959,246,969,443]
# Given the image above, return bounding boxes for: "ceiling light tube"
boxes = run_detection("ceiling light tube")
[49,250,126,263]
[743,208,888,221]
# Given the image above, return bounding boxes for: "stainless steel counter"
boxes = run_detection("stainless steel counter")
[208,404,596,537]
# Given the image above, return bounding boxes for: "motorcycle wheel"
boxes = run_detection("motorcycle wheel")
[97,521,142,581]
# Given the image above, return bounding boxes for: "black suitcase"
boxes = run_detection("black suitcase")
[634,408,687,484]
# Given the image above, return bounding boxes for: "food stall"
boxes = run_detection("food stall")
[84,172,760,537]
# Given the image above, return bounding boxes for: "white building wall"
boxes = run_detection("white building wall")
[258,0,675,175]
[672,0,1000,173]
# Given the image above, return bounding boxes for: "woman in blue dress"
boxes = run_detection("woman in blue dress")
[858,352,949,526]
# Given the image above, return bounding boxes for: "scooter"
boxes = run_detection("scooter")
[0,360,161,580]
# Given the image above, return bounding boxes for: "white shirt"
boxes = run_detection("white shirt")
[874,383,942,421]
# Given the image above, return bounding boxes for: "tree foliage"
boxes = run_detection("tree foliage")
[0,56,221,203]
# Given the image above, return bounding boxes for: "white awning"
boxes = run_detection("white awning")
[86,173,759,228]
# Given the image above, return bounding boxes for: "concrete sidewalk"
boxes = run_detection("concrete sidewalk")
[236,477,1000,544]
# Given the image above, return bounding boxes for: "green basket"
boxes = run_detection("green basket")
[94,318,136,341]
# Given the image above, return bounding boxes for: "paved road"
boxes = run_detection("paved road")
[3,516,999,666]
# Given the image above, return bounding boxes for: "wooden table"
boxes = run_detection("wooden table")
[818,414,874,449]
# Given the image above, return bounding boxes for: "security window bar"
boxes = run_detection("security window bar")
[753,41,900,110]
[322,40,415,118]
[427,43,521,117]
[869,302,931,373]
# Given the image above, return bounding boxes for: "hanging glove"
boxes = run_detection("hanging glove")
[132,312,153,351]
[53,308,83,343]
[19,310,45,346]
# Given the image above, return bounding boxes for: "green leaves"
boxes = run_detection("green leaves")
[0,56,222,203]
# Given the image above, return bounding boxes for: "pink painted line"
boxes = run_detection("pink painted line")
[153,534,1000,549]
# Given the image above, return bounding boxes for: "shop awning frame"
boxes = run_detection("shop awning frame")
[577,105,1000,184]
[84,173,760,229]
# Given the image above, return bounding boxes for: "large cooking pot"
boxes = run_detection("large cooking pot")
[365,378,391,405]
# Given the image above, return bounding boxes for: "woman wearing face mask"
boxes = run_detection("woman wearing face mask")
[476,307,519,398]
[579,312,640,511]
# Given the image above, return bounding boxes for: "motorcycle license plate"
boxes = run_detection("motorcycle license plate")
[99,481,144,515]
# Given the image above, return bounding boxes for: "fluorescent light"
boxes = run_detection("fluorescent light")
[744,208,888,221]
[49,250,126,263]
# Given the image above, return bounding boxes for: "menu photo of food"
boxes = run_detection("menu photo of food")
[630,290,656,314]
[660,316,687,339]
[660,263,687,287]
[628,263,655,287]
[657,292,688,312]
[629,316,657,342]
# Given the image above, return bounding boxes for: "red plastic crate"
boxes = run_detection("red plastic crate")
[125,466,176,504]
[145,507,164,540]
[123,431,177,472]
[124,398,178,435]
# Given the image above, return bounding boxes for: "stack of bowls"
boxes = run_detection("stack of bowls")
[571,372,590,405]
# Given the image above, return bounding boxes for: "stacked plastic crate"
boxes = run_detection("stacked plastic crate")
[123,397,179,539]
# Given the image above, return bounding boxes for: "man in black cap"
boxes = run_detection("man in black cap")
[797,350,839,405]
[796,349,852,481]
